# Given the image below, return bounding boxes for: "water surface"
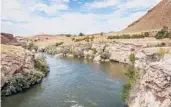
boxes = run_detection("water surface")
[2,55,127,107]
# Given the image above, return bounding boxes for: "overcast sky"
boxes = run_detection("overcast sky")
[1,0,161,36]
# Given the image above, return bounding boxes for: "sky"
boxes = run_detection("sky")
[1,0,161,36]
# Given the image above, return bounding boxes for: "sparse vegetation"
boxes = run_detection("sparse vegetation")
[65,34,72,37]
[44,45,57,55]
[55,42,63,46]
[107,33,149,39]
[157,48,169,56]
[1,71,44,96]
[129,53,135,65]
[122,53,139,103]
[155,26,171,39]
[101,51,110,59]
[74,36,94,42]
[72,38,75,41]
[78,32,84,36]
[34,56,49,75]
[26,42,38,51]
[100,32,104,36]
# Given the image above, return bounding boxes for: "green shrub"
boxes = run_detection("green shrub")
[122,83,131,102]
[55,42,63,46]
[66,34,72,37]
[155,26,170,39]
[26,42,38,51]
[44,45,57,55]
[169,32,171,38]
[129,53,135,64]
[122,53,139,103]
[91,36,94,41]
[144,32,149,37]
[34,56,49,75]
[72,38,75,41]
[107,33,150,40]
[157,48,169,56]
[92,48,97,54]
[101,51,110,59]
[1,71,44,96]
[74,36,92,42]
[122,34,130,39]
[107,35,120,39]
[78,32,84,36]
[100,32,104,36]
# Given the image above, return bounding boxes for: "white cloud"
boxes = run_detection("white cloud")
[31,3,68,15]
[1,0,161,36]
[84,0,119,9]
[119,0,161,9]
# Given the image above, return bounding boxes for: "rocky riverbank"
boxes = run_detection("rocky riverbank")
[42,39,171,107]
[1,44,49,96]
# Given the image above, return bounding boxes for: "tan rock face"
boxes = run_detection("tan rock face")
[1,44,48,96]
[130,53,171,107]
[1,45,34,87]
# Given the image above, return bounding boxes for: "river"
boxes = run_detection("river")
[2,54,127,107]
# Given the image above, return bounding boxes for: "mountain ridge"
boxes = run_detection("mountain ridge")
[123,0,171,33]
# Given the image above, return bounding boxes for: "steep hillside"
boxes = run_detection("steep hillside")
[123,0,171,33]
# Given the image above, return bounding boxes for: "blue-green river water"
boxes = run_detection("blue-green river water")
[2,55,127,107]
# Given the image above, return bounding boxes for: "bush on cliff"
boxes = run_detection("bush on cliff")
[122,83,131,103]
[34,56,49,75]
[1,71,44,96]
[44,45,57,55]
[122,53,139,103]
[101,51,110,59]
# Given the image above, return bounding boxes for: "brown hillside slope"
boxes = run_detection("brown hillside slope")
[123,0,171,33]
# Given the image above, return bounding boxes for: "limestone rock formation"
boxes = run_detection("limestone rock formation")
[129,53,171,107]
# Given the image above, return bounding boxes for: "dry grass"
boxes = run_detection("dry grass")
[1,44,25,56]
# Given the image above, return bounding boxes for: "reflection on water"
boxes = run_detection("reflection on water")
[2,55,127,107]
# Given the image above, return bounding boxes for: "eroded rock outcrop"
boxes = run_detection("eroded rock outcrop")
[1,44,48,96]
[128,50,171,107]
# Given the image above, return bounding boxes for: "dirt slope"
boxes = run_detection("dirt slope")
[123,0,171,33]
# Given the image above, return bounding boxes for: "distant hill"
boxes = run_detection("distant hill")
[0,32,17,44]
[123,0,171,33]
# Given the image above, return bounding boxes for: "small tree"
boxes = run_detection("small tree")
[78,32,84,36]
[100,32,104,36]
[144,32,149,37]
[155,26,169,39]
